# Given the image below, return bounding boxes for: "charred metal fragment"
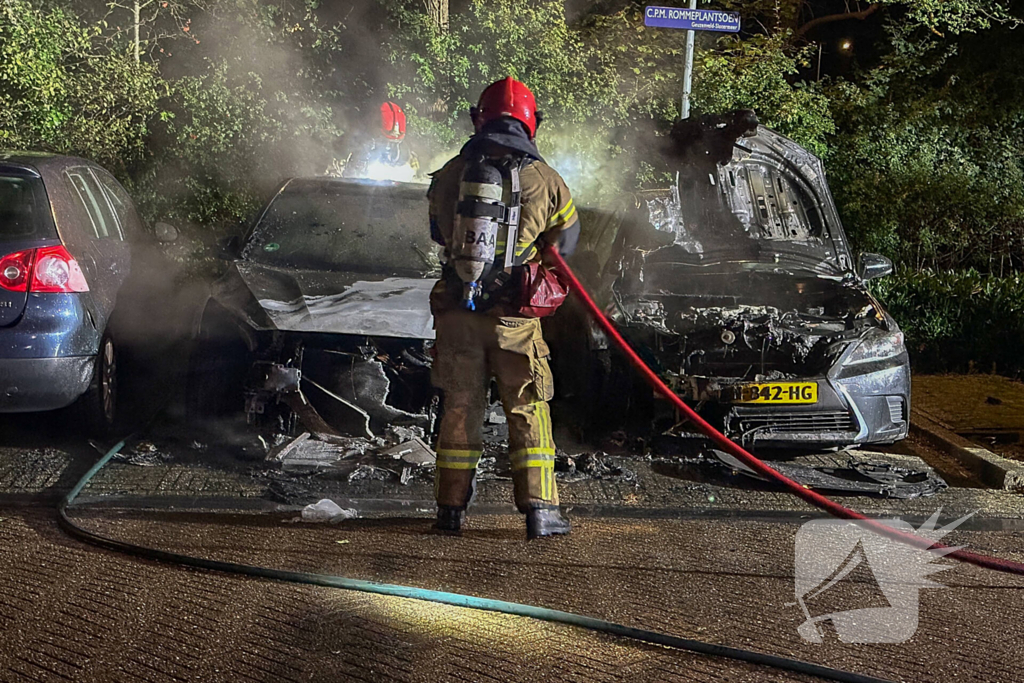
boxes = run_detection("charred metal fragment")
[710,450,946,499]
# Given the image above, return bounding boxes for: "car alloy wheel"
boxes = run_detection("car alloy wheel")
[99,337,117,426]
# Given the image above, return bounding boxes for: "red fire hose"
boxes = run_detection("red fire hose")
[547,248,1024,576]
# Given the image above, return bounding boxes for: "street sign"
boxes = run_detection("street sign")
[644,6,741,33]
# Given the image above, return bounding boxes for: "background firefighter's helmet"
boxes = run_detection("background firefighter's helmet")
[380,101,407,142]
[472,77,540,138]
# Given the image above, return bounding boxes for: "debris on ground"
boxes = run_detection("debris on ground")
[110,441,173,467]
[267,432,357,474]
[347,464,395,483]
[262,422,437,486]
[267,432,311,461]
[708,450,947,499]
[300,499,358,523]
[380,437,436,466]
[554,451,638,484]
[483,404,509,447]
[385,425,426,443]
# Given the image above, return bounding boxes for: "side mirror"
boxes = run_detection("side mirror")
[218,235,241,260]
[858,253,893,281]
[154,221,179,243]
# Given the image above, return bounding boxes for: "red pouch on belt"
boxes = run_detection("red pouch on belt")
[513,263,571,318]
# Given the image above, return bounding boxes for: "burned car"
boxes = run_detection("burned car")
[192,116,908,453]
[562,112,909,450]
[188,178,438,438]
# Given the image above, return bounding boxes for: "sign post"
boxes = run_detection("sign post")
[644,4,742,119]
[680,0,697,120]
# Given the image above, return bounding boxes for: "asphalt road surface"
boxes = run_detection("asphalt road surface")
[2,414,1024,682]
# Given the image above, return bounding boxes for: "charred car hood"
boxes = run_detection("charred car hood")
[215,262,436,340]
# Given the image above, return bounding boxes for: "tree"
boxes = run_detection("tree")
[102,0,206,64]
[425,0,448,32]
[0,0,161,172]
[826,16,1024,272]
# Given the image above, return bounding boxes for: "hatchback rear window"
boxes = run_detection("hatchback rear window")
[0,170,55,243]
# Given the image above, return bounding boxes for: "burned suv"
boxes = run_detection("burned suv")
[562,114,909,450]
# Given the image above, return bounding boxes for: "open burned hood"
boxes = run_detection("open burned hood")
[588,114,883,382]
[216,262,436,340]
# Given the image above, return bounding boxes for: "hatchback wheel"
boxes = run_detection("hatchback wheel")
[75,335,118,436]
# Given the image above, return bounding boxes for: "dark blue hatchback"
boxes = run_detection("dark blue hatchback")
[0,152,176,432]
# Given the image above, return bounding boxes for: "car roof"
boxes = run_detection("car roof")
[0,151,102,179]
[277,176,430,198]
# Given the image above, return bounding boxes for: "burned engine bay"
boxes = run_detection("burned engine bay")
[242,331,436,440]
[617,272,886,397]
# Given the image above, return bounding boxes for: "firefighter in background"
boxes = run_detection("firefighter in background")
[428,77,581,539]
[375,101,407,165]
[334,101,417,179]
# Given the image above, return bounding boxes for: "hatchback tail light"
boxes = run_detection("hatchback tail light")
[0,246,89,293]
[0,250,34,292]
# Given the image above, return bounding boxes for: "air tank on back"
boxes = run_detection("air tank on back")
[452,159,504,310]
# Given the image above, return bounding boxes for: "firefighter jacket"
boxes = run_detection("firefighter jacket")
[428,155,580,269]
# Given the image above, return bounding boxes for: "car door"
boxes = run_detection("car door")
[91,168,143,243]
[64,167,131,330]
[91,167,183,349]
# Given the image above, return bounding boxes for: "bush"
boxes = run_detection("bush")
[0,0,161,173]
[873,269,1024,375]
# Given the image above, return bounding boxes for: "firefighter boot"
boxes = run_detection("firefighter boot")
[526,506,571,540]
[435,505,466,534]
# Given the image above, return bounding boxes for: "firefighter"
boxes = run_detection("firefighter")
[427,77,580,539]
[335,101,416,179]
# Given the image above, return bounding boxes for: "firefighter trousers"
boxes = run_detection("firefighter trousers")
[432,309,558,513]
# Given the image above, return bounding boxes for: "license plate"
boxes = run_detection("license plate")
[737,382,817,404]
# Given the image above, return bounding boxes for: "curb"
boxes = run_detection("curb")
[911,410,1024,493]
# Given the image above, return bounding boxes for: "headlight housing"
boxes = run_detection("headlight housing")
[845,328,906,366]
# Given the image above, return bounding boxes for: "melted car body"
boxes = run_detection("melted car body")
[563,117,909,449]
[191,178,439,437]
[197,119,909,450]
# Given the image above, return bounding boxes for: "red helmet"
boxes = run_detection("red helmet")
[380,101,406,141]
[474,77,539,138]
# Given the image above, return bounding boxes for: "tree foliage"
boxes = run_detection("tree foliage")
[0,0,160,172]
[0,0,1021,275]
[827,16,1024,272]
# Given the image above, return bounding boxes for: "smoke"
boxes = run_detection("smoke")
[540,118,669,206]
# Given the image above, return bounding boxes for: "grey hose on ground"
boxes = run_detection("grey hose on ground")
[57,439,894,683]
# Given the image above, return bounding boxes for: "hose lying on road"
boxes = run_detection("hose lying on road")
[547,247,1024,577]
[60,440,893,683]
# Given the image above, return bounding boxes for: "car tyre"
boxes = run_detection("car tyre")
[186,306,249,423]
[74,334,118,437]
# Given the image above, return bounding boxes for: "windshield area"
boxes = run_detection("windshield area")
[643,156,840,271]
[0,170,55,243]
[244,179,439,276]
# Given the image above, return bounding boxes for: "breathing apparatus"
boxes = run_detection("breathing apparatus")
[450,155,526,311]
